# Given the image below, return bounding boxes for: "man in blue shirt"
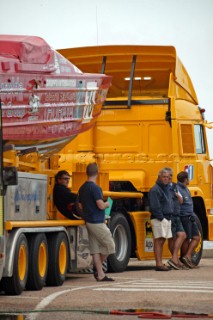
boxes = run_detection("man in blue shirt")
[149,169,173,271]
[177,171,200,268]
[164,168,187,270]
[78,163,115,281]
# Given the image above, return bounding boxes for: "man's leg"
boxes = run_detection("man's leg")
[87,223,114,280]
[171,231,186,264]
[154,237,165,267]
[184,235,200,259]
[168,237,174,255]
[92,253,106,280]
[181,235,200,268]
[100,254,108,264]
[181,238,189,256]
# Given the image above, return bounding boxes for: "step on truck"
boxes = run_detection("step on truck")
[58,45,213,272]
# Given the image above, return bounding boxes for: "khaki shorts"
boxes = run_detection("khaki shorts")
[151,218,172,239]
[86,222,115,255]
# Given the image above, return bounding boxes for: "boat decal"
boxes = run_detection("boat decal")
[0,80,23,90]
[82,82,97,123]
[45,78,76,87]
[44,91,76,102]
[29,94,40,113]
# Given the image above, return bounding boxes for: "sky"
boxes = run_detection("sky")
[1,0,213,156]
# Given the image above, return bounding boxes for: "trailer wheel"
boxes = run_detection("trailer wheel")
[191,215,203,266]
[26,233,48,290]
[108,213,131,272]
[46,232,68,286]
[2,233,29,295]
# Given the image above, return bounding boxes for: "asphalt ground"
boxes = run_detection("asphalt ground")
[0,258,212,320]
[0,242,212,320]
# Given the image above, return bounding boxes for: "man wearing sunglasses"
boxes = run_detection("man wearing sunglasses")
[53,170,80,220]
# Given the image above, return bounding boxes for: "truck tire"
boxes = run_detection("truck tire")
[2,233,29,295]
[108,213,131,272]
[26,233,48,290]
[191,215,203,266]
[46,232,68,286]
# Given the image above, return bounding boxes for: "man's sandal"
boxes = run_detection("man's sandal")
[182,256,196,269]
[155,265,171,271]
[97,275,115,281]
[167,259,182,270]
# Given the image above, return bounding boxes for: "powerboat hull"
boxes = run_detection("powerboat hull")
[0,35,111,153]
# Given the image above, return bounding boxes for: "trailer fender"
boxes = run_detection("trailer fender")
[3,228,22,277]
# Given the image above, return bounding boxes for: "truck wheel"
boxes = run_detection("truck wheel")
[108,213,131,272]
[46,232,68,286]
[191,215,203,266]
[2,233,29,295]
[26,233,48,290]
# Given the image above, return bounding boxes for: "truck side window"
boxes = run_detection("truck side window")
[194,124,205,154]
[181,124,194,154]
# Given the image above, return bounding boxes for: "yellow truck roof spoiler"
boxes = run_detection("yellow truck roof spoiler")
[58,45,198,105]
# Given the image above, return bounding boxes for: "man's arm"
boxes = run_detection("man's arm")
[176,191,183,204]
[65,191,77,210]
[96,199,109,210]
[176,186,184,204]
[78,202,83,211]
[93,185,109,210]
[149,189,164,221]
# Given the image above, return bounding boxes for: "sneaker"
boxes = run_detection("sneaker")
[167,259,182,270]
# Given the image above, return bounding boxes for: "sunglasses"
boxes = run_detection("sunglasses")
[60,177,70,181]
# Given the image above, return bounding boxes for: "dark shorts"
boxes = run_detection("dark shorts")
[180,215,200,239]
[171,215,185,237]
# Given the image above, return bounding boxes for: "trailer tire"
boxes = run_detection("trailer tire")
[191,215,203,266]
[46,232,68,286]
[108,213,131,272]
[26,233,48,290]
[2,233,29,295]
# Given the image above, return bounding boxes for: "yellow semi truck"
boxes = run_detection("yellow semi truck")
[58,45,213,272]
[0,42,211,296]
